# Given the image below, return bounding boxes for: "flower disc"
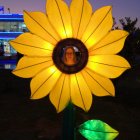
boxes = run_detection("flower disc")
[53,38,88,74]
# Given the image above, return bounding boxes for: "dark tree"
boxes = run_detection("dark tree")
[119,17,138,33]
[118,17,140,65]
[112,17,119,30]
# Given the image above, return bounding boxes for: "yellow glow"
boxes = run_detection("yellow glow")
[46,0,72,38]
[58,28,73,39]
[24,11,60,45]
[70,0,92,38]
[31,65,61,99]
[87,55,131,78]
[82,6,113,49]
[43,42,54,51]
[89,30,129,55]
[10,0,131,112]
[82,68,115,96]
[10,33,54,56]
[85,38,97,48]
[70,73,92,112]
[50,74,70,113]
[49,66,57,73]
[12,56,53,78]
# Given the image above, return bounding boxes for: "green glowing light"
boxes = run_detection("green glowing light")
[78,120,119,140]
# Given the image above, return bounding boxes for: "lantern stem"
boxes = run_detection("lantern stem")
[62,102,76,140]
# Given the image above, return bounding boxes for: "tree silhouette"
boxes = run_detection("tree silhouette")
[117,17,140,65]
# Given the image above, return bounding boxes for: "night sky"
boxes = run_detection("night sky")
[0,0,140,27]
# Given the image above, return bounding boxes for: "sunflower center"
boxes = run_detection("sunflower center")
[52,38,88,74]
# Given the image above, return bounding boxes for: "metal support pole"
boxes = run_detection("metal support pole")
[62,103,76,140]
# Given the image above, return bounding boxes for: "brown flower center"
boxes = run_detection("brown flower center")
[52,38,88,74]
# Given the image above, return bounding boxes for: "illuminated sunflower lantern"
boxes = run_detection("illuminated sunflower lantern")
[10,0,130,113]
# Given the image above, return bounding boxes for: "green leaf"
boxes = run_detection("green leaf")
[78,120,119,140]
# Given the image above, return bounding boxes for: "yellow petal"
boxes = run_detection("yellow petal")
[31,65,61,99]
[12,56,53,78]
[10,33,54,56]
[89,30,129,55]
[50,74,70,113]
[82,6,113,49]
[87,55,131,78]
[82,69,115,96]
[23,11,60,45]
[70,0,92,39]
[70,73,92,112]
[46,0,72,39]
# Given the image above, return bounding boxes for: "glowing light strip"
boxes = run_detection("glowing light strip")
[0,32,23,39]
